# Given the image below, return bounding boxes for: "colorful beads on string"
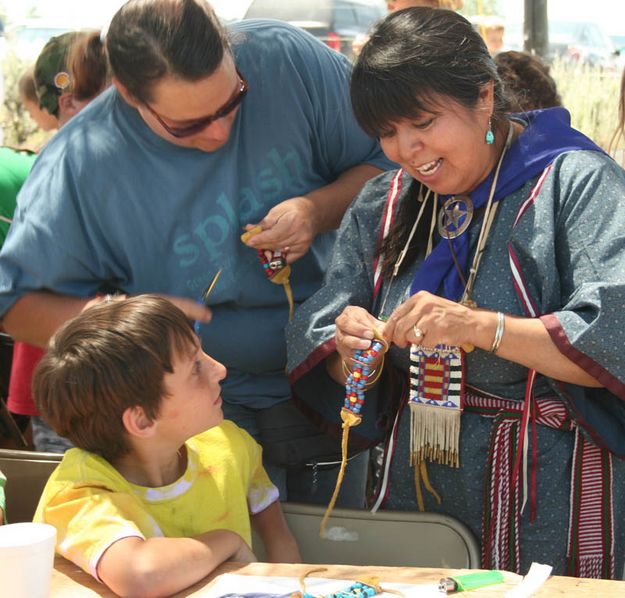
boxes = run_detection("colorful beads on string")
[302,579,380,598]
[344,340,385,416]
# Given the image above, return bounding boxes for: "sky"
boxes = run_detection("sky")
[1,1,126,28]
[3,0,625,36]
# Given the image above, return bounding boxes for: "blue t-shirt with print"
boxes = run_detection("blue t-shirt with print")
[0,20,393,409]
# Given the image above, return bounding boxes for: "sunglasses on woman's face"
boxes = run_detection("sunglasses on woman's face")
[145,70,248,138]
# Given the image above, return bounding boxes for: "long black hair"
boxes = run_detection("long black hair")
[351,7,510,277]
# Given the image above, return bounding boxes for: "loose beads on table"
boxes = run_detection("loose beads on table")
[344,340,385,416]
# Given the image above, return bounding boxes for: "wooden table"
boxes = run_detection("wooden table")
[51,557,625,597]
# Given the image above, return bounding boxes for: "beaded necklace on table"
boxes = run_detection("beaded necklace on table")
[302,578,391,598]
[218,570,403,597]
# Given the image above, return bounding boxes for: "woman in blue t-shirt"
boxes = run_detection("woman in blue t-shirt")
[0,0,392,502]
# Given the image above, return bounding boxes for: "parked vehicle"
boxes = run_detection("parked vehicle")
[212,0,387,61]
[610,34,625,69]
[548,20,618,69]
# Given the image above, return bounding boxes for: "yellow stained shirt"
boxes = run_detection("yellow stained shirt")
[34,421,278,579]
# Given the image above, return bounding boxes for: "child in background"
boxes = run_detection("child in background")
[9,30,111,453]
[33,31,109,127]
[17,67,58,132]
[0,147,36,247]
[33,295,300,597]
[494,50,562,112]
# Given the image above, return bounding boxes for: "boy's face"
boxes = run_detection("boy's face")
[158,343,226,441]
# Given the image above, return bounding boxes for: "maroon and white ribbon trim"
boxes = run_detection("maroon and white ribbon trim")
[372,169,404,299]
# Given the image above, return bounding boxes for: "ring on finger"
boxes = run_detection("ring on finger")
[413,325,425,340]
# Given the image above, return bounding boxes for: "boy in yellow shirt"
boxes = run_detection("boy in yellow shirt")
[33,295,300,597]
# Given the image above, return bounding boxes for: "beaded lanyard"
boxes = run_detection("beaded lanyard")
[241,227,294,320]
[320,338,387,537]
[218,569,403,597]
[302,577,391,598]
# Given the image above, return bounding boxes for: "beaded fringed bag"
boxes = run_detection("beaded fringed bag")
[408,344,464,509]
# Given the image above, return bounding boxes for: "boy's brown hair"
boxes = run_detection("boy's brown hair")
[33,295,197,462]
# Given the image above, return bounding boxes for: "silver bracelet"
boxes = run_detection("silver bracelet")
[490,311,505,353]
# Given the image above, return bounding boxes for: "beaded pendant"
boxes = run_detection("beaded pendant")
[240,227,294,320]
[258,248,289,281]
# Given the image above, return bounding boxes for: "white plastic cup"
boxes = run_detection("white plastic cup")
[0,522,57,598]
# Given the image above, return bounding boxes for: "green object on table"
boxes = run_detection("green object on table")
[439,570,505,593]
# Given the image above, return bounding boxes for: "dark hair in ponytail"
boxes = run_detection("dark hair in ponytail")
[106,0,229,103]
[68,31,110,102]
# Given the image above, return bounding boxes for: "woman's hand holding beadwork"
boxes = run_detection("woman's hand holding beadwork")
[383,290,496,350]
[335,305,387,371]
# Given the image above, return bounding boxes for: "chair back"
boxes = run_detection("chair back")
[253,502,480,568]
[0,333,29,448]
[0,449,62,523]
[0,332,14,397]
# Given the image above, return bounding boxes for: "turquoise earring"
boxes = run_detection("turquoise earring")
[485,116,494,145]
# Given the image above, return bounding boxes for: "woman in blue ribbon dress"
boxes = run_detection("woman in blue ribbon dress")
[287,8,625,578]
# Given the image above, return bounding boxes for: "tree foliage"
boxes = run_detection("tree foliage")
[2,52,50,149]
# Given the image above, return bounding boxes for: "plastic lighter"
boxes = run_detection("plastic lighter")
[438,570,505,594]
